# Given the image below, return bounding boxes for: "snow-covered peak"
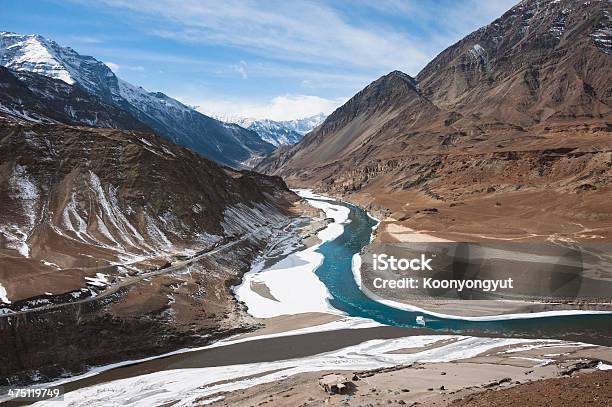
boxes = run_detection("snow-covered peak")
[0,31,287,167]
[0,32,76,84]
[117,79,192,118]
[0,32,116,97]
[211,113,255,128]
[213,113,327,147]
[282,113,327,135]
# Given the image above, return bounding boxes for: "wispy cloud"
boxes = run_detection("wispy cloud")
[103,61,145,73]
[90,0,431,74]
[104,61,121,72]
[52,0,518,119]
[69,35,105,44]
[232,60,248,79]
[91,0,516,76]
[192,94,347,121]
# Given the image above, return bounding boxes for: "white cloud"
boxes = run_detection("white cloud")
[232,60,248,79]
[194,94,346,121]
[71,0,520,121]
[104,61,121,72]
[70,35,105,44]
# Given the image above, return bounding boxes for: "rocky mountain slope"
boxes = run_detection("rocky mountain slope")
[0,66,151,131]
[0,32,274,168]
[257,0,612,241]
[0,115,294,302]
[0,110,298,382]
[0,59,299,381]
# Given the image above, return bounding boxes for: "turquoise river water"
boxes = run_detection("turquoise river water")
[312,198,612,346]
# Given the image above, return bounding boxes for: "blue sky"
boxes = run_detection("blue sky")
[5,0,517,120]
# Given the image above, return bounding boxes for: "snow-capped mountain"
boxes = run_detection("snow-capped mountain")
[280,113,327,135]
[0,65,152,131]
[242,119,302,147]
[0,33,299,382]
[0,31,274,168]
[214,113,327,147]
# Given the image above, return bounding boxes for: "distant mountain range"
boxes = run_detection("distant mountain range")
[213,113,327,147]
[0,31,274,168]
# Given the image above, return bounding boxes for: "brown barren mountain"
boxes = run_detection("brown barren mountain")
[256,0,612,242]
[0,111,298,382]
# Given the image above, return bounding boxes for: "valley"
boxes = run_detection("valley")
[10,190,611,406]
[256,0,612,243]
[1,0,611,405]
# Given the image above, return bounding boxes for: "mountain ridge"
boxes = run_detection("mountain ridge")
[0,65,154,131]
[212,113,327,147]
[256,0,612,241]
[0,31,274,168]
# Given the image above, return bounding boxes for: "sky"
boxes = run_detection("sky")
[4,0,517,120]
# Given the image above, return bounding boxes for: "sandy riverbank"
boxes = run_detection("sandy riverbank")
[326,196,612,319]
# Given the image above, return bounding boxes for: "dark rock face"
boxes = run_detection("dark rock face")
[0,66,152,131]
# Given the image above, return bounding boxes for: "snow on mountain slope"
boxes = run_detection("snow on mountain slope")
[214,113,327,147]
[0,31,274,168]
[0,116,295,309]
[0,32,119,100]
[0,32,75,84]
[246,119,303,147]
[282,113,327,135]
[0,65,152,131]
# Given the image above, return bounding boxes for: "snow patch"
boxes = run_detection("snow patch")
[0,283,11,304]
[598,361,612,370]
[0,164,40,257]
[351,253,362,289]
[32,336,566,407]
[233,192,350,318]
[61,192,89,242]
[591,10,612,54]
[84,273,109,288]
[41,260,61,270]
[467,43,487,61]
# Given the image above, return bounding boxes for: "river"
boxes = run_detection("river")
[22,192,612,405]
[309,195,612,345]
